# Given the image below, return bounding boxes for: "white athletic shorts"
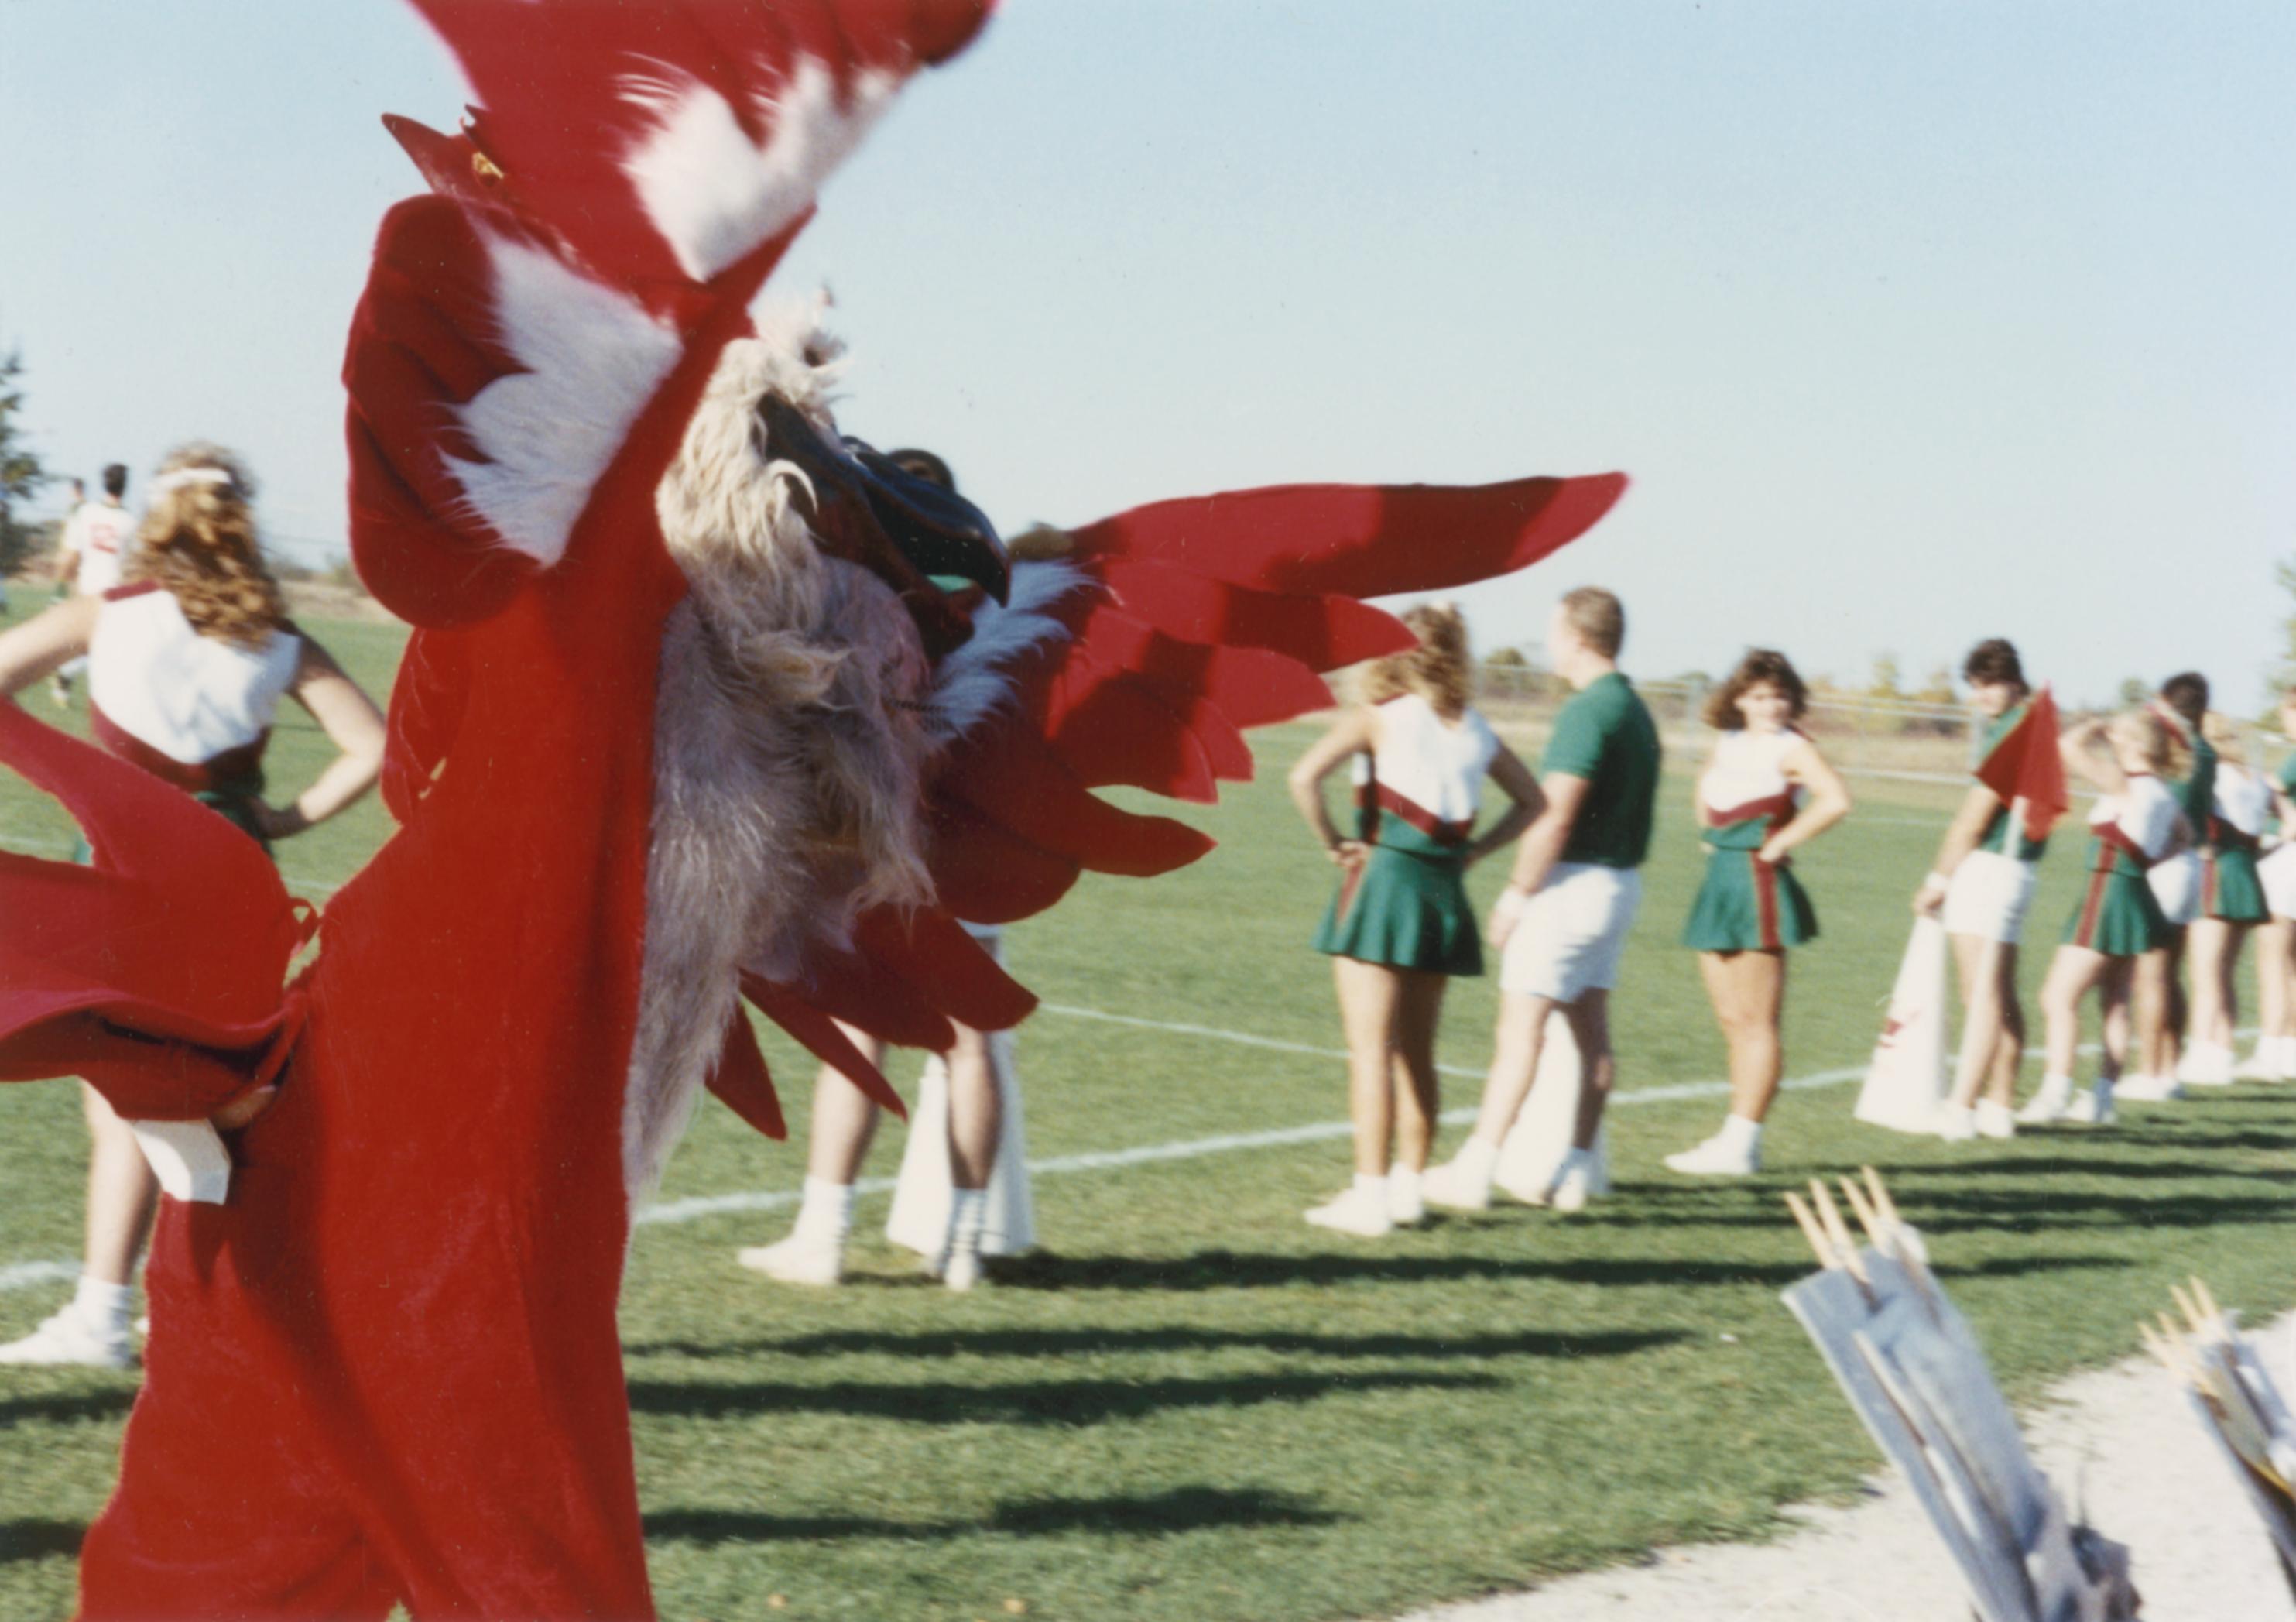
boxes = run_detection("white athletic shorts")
[1940,850,2038,945]
[2147,851,2202,929]
[2262,844,2296,922]
[1499,862,1642,1003]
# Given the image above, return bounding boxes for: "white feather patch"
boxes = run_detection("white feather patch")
[622,57,898,284]
[444,232,681,568]
[927,561,1091,742]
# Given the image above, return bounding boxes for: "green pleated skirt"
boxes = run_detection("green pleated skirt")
[2063,865,2170,955]
[2204,847,2267,924]
[1312,842,1482,976]
[1681,847,1816,953]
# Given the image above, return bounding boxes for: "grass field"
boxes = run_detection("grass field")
[4,602,2293,1622]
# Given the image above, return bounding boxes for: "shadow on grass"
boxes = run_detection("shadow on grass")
[965,1248,2129,1292]
[646,1486,1342,1548]
[627,1325,1690,1362]
[0,1390,134,1429]
[1883,1156,2292,1183]
[0,1520,82,1566]
[628,1367,1496,1425]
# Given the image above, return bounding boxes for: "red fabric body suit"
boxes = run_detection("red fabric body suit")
[0,4,1629,1616]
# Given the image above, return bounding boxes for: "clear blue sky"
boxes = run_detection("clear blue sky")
[4,1,2291,707]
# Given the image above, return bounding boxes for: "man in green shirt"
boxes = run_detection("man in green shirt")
[1425,586,1660,1215]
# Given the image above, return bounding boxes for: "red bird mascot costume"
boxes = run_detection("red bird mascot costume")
[0,2,1626,1616]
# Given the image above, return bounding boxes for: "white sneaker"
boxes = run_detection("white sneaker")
[0,1304,134,1369]
[940,1250,982,1293]
[1421,1155,1494,1212]
[2115,1073,2184,1103]
[1387,1178,1426,1226]
[1974,1099,2017,1140]
[1304,1185,1393,1238]
[2065,1082,2116,1126]
[1664,1133,1759,1178]
[2177,1043,2236,1087]
[1936,1106,1979,1142]
[2234,1045,2280,1082]
[1550,1149,1602,1215]
[736,1229,845,1286]
[2015,1081,2073,1125]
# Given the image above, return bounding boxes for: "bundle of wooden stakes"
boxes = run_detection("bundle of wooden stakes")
[1780,1168,2139,1622]
[2141,1277,2296,1602]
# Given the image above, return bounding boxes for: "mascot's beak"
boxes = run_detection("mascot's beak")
[759,398,1011,622]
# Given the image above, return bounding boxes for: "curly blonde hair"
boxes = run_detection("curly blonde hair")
[126,444,286,651]
[2110,707,2189,781]
[1357,602,1472,715]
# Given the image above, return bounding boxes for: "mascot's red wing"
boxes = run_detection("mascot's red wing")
[0,704,306,1119]
[923,472,1629,928]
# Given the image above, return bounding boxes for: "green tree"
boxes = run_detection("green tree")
[2274,555,2296,699]
[0,348,50,576]
[1484,646,1529,669]
[2117,677,2150,708]
[1866,653,1902,700]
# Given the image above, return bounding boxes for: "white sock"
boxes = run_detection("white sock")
[1452,1135,1499,1178]
[1717,1114,1762,1154]
[74,1275,133,1335]
[947,1188,989,1262]
[2040,1072,2073,1098]
[1351,1172,1387,1202]
[793,1176,855,1242]
[2279,1036,2296,1068]
[1387,1164,1421,1203]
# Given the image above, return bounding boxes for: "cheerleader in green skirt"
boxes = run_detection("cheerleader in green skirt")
[1288,605,1540,1237]
[2239,684,2296,1081]
[2032,709,2193,1122]
[1665,650,1851,1177]
[2181,712,2270,1085]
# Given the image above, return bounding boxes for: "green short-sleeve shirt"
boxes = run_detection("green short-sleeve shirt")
[1540,670,1661,868]
[1974,701,2049,862]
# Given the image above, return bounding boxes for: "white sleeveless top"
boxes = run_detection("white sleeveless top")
[2213,765,2270,839]
[1698,726,1804,819]
[2088,773,2181,860]
[1351,693,1499,830]
[87,585,302,771]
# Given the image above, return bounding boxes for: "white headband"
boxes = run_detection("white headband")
[151,466,235,496]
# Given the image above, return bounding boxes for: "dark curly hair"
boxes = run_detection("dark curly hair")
[1703,647,1809,731]
[1960,637,2027,694]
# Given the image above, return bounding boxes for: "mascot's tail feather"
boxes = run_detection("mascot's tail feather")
[0,705,310,1120]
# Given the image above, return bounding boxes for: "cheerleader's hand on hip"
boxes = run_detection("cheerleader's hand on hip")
[1913,871,1948,917]
[1487,885,1529,950]
[1328,838,1370,872]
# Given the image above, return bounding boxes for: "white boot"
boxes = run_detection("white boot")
[2114,1072,2183,1102]
[1664,1115,1761,1177]
[2234,1041,2280,1082]
[2015,1074,2075,1124]
[2177,1041,2236,1087]
[2065,1078,2117,1125]
[1549,1147,1604,1215]
[2276,1035,2296,1082]
[1421,1136,1499,1212]
[1974,1099,2017,1140]
[1305,1174,1393,1238]
[1936,1103,1979,1142]
[737,1177,852,1285]
[1386,1164,1426,1226]
[0,1277,135,1369]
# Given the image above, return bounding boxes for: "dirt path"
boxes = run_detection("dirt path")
[1406,1315,2296,1622]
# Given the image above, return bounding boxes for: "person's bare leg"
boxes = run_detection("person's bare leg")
[1333,957,1402,1178]
[1307,958,1403,1234]
[1389,972,1448,1174]
[1989,943,2025,1104]
[2182,919,2230,1078]
[1729,953,1787,1123]
[938,1023,1002,1288]
[943,1025,999,1192]
[2144,933,2185,1078]
[738,1027,886,1283]
[81,1083,159,1288]
[2041,946,2106,1080]
[1564,990,1615,1152]
[1424,991,1550,1209]
[2248,919,2295,1077]
[1946,931,2004,1111]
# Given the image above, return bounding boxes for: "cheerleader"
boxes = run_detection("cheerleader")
[2179,714,2269,1085]
[2121,672,2214,1098]
[0,445,385,1367]
[2026,710,2191,1123]
[1666,650,1851,1176]
[2238,684,2296,1081]
[1288,604,1540,1237]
